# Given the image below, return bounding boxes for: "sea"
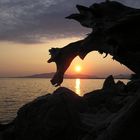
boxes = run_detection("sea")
[0,78,129,124]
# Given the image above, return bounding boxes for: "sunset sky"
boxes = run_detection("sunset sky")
[0,0,139,77]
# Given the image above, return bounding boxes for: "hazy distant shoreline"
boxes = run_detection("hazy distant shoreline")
[0,72,131,79]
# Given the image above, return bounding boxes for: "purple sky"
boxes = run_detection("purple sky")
[0,0,140,43]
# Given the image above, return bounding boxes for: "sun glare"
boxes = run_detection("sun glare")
[75,65,81,73]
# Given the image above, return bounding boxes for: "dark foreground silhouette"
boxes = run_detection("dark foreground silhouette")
[1,1,140,140]
[48,0,140,86]
[1,76,140,140]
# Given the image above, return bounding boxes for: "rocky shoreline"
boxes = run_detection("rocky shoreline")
[0,75,140,140]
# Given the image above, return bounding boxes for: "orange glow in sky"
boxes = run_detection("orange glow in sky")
[75,65,81,73]
[0,37,133,77]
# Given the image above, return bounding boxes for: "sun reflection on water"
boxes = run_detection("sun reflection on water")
[75,79,81,96]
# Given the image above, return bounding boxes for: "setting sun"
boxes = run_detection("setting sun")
[75,65,81,73]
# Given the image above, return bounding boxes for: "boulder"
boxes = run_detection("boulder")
[95,91,140,140]
[5,87,88,140]
[116,80,126,92]
[126,80,140,93]
[102,75,116,90]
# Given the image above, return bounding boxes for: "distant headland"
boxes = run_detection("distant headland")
[18,72,131,79]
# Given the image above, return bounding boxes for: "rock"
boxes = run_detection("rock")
[1,78,140,140]
[131,74,140,80]
[102,75,126,95]
[102,75,116,90]
[84,89,125,114]
[0,122,15,140]
[116,81,125,91]
[126,80,140,93]
[95,91,140,140]
[5,87,88,140]
[0,124,5,131]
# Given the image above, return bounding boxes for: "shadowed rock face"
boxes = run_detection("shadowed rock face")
[48,0,140,86]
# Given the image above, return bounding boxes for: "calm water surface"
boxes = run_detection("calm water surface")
[0,78,129,124]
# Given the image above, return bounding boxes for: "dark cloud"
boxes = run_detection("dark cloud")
[0,0,140,44]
